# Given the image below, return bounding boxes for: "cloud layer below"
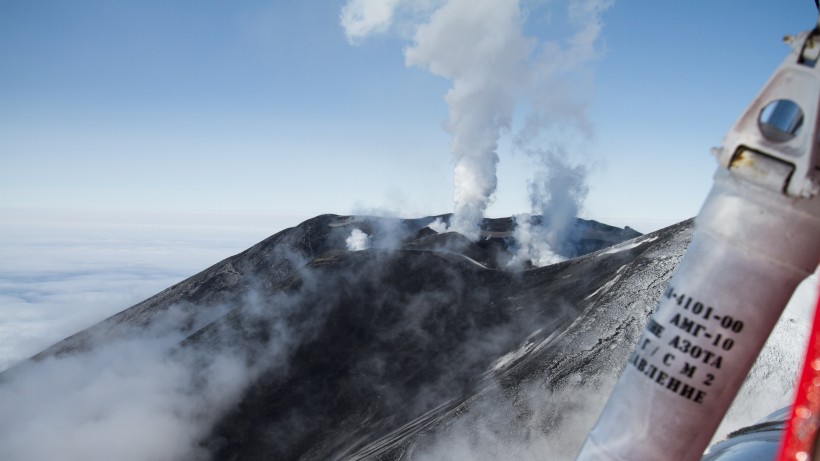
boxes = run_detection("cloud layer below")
[0,208,300,371]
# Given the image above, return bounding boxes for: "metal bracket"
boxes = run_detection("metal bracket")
[713,30,820,198]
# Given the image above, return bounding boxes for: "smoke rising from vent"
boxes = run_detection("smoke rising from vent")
[341,0,612,247]
[427,216,449,233]
[510,148,590,267]
[346,228,372,251]
[508,215,565,267]
[404,0,532,241]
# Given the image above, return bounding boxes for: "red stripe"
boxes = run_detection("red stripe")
[777,273,820,460]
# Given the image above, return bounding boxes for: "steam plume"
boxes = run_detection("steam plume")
[510,148,590,267]
[341,0,613,245]
[404,0,532,241]
[510,0,612,265]
[346,228,372,251]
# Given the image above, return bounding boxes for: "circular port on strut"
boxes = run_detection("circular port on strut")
[759,99,804,143]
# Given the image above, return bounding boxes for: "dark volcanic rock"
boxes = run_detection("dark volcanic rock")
[3,213,683,461]
[24,214,639,362]
[343,220,693,460]
[200,250,529,460]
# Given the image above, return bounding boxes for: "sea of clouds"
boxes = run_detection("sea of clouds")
[0,208,303,372]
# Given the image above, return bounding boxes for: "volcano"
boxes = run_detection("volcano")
[0,215,800,461]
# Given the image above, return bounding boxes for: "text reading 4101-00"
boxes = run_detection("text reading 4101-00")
[664,287,745,333]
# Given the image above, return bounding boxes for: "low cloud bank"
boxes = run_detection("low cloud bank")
[0,209,298,371]
[0,305,245,461]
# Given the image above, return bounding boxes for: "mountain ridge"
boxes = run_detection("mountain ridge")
[19,214,640,366]
[2,214,710,461]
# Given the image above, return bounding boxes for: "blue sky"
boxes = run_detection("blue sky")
[2,1,815,228]
[1,1,818,368]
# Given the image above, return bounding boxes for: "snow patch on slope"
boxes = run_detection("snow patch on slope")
[603,235,659,255]
[584,265,627,301]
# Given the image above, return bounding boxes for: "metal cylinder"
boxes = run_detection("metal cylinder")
[575,170,820,461]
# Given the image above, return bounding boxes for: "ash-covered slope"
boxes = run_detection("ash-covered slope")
[193,221,659,461]
[344,220,694,461]
[23,214,639,363]
[3,214,705,461]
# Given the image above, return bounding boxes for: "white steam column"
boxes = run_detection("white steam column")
[575,29,820,460]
